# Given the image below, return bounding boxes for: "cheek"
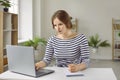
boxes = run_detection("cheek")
[54,27,58,31]
[62,26,67,31]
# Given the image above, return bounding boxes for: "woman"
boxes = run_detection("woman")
[35,10,90,72]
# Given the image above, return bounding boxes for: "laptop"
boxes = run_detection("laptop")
[6,45,54,78]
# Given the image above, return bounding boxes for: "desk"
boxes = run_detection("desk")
[0,67,117,80]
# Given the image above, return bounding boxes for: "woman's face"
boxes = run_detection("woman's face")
[53,18,68,35]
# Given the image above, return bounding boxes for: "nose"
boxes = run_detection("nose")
[56,25,60,30]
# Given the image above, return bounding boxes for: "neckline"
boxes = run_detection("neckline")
[54,33,80,41]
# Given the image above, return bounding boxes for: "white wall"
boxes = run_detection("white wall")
[19,0,43,41]
[33,0,41,37]
[40,0,120,59]
[33,0,46,38]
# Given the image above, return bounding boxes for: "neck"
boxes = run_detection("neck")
[62,30,72,38]
[57,30,76,39]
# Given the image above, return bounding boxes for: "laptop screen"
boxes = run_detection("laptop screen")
[6,45,54,77]
[6,45,36,77]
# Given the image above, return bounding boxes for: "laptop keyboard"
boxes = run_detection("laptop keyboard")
[35,69,54,77]
[36,69,46,74]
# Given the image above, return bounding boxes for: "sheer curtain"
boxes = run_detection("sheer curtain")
[9,0,19,14]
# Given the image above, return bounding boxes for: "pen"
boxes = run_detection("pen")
[73,59,79,64]
[66,73,84,77]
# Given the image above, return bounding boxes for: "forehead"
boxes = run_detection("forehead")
[53,18,63,24]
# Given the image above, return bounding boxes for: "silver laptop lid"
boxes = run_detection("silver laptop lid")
[6,45,36,77]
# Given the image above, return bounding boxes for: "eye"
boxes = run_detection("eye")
[54,24,56,27]
[59,23,63,26]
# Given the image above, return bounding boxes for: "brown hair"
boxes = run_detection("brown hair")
[51,10,72,29]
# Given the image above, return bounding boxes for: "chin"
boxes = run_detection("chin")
[58,32,62,34]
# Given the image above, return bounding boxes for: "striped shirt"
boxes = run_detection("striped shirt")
[43,34,90,67]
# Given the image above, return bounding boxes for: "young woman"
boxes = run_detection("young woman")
[35,10,90,72]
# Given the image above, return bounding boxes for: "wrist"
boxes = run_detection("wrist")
[76,64,81,71]
[76,63,86,71]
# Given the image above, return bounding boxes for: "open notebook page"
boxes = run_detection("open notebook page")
[65,69,84,77]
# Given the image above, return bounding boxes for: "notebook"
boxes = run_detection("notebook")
[65,68,84,77]
[6,45,54,77]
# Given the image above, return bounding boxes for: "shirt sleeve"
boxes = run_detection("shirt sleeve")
[42,37,54,66]
[79,34,90,68]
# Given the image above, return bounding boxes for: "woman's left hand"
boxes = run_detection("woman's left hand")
[68,64,79,72]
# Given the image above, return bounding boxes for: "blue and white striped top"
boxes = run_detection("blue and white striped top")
[43,34,90,67]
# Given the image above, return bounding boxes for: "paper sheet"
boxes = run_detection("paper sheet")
[65,69,84,77]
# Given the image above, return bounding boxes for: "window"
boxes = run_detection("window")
[18,0,33,43]
[9,0,19,14]
[9,0,33,43]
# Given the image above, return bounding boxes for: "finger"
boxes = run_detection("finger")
[35,64,40,70]
[36,66,41,70]
[70,67,76,72]
[69,68,75,72]
[68,65,76,72]
[35,64,38,69]
[68,66,72,72]
[68,64,74,68]
[69,64,75,68]
[35,66,38,70]
[70,70,76,72]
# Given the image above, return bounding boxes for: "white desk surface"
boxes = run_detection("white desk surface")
[0,67,117,80]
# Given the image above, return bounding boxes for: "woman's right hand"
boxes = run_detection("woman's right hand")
[35,61,46,70]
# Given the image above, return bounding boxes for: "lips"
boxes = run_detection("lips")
[58,30,62,32]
